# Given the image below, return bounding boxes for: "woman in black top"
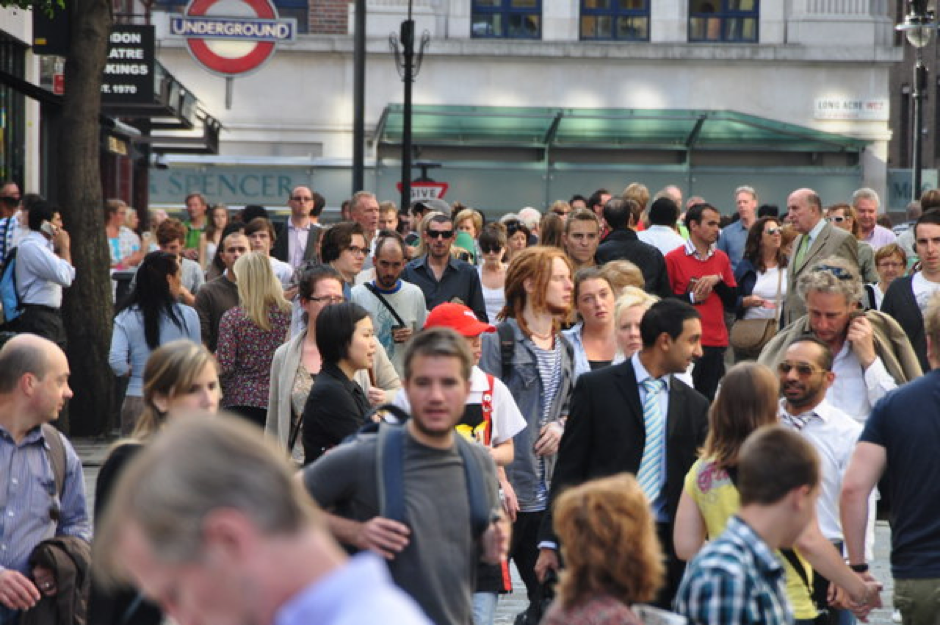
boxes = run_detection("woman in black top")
[302,302,376,464]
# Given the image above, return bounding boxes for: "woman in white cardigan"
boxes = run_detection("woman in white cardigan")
[266,264,400,453]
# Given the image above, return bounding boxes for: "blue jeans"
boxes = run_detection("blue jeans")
[472,592,497,625]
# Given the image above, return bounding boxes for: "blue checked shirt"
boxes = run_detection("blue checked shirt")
[0,424,91,574]
[675,515,792,625]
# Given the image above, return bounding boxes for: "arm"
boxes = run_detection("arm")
[467,268,489,322]
[794,513,875,606]
[214,311,238,375]
[108,314,131,377]
[489,439,514,466]
[840,442,886,567]
[56,441,92,542]
[674,490,707,561]
[302,382,367,450]
[194,287,213,349]
[322,512,411,560]
[20,241,75,287]
[652,254,674,300]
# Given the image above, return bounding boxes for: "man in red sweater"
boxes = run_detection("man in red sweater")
[665,202,737,400]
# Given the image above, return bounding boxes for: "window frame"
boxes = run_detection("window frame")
[579,0,650,42]
[470,0,542,40]
[687,0,759,44]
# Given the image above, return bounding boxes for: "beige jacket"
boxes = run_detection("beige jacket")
[758,309,922,385]
[265,332,401,449]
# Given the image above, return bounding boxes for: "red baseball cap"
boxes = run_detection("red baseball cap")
[425,303,496,337]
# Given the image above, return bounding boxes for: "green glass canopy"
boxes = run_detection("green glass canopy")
[374,105,869,154]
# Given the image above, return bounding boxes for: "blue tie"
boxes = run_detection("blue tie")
[637,378,666,502]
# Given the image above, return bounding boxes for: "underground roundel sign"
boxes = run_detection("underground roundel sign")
[170,0,296,77]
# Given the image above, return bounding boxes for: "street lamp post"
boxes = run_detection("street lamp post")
[897,0,937,200]
[390,4,430,213]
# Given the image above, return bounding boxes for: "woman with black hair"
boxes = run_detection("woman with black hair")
[301,301,376,464]
[109,251,200,435]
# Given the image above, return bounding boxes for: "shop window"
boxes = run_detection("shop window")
[471,0,541,39]
[688,0,758,43]
[580,0,649,41]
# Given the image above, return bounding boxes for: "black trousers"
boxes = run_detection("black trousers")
[692,345,726,402]
[14,304,67,350]
[510,511,545,611]
[654,521,687,611]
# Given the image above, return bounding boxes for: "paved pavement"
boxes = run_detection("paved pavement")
[73,437,896,625]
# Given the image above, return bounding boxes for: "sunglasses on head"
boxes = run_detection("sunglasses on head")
[816,264,854,281]
[427,230,454,239]
[777,361,827,377]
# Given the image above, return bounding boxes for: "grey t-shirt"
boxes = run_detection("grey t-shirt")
[303,429,498,625]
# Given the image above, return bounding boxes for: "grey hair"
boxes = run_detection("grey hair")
[734,186,758,202]
[851,188,880,210]
[796,256,864,305]
[518,207,542,230]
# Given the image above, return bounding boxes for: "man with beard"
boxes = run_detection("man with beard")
[303,328,507,625]
[402,214,487,321]
[351,230,427,375]
[777,336,871,624]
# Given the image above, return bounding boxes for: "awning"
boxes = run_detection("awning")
[373,105,869,155]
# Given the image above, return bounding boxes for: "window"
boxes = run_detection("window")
[580,0,649,41]
[471,0,541,39]
[688,0,758,43]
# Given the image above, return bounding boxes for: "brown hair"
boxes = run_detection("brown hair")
[599,260,645,295]
[539,213,565,249]
[553,473,664,609]
[826,203,859,238]
[500,246,573,336]
[874,242,907,268]
[700,362,779,470]
[156,218,186,247]
[743,216,788,273]
[622,182,650,211]
[738,426,820,506]
[564,208,600,234]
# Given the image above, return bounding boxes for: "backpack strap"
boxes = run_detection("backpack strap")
[377,423,407,524]
[496,322,515,382]
[455,436,493,539]
[41,423,66,498]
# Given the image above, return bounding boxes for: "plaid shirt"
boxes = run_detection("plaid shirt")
[675,515,793,625]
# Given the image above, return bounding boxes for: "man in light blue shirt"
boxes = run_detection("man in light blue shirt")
[95,417,429,625]
[716,185,759,272]
[0,334,90,625]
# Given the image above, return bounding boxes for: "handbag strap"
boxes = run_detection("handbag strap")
[365,283,407,327]
[773,265,783,326]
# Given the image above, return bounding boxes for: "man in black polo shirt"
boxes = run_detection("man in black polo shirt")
[401,213,488,321]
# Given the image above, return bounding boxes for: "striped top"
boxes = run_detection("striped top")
[527,338,561,512]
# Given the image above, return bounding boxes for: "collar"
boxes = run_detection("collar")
[370,279,402,295]
[0,422,48,447]
[23,230,54,250]
[321,361,362,391]
[727,516,784,577]
[683,237,714,260]
[631,352,672,391]
[806,218,827,242]
[418,253,459,273]
[648,225,678,233]
[287,220,311,232]
[606,228,638,241]
[778,397,832,424]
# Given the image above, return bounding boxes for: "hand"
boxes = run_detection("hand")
[743,295,764,308]
[392,327,413,344]
[0,569,40,610]
[500,478,520,522]
[480,512,510,565]
[356,517,411,559]
[535,548,560,584]
[847,314,877,368]
[182,248,199,261]
[52,227,70,251]
[534,421,563,457]
[367,386,386,407]
[692,275,719,302]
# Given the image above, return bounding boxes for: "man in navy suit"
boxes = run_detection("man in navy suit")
[535,298,710,608]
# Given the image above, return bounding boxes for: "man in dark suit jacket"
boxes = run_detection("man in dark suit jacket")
[535,298,710,608]
[595,197,672,298]
[785,188,858,324]
[272,186,324,268]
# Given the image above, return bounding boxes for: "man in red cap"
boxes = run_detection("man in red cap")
[394,302,526,625]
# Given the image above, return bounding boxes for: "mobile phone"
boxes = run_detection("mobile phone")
[40,221,58,238]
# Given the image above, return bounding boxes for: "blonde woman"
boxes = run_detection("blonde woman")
[91,340,220,625]
[216,251,292,426]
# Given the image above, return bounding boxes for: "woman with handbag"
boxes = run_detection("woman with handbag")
[731,217,788,360]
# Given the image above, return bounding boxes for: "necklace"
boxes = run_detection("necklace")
[529,327,554,341]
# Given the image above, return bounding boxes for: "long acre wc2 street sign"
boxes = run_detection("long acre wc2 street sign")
[170,0,296,77]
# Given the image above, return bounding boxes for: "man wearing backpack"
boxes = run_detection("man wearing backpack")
[302,327,508,625]
[0,334,91,625]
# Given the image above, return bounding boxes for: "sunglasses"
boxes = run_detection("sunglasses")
[427,230,454,239]
[480,245,502,254]
[777,361,827,377]
[826,216,847,224]
[816,264,854,280]
[291,196,313,202]
[765,227,781,235]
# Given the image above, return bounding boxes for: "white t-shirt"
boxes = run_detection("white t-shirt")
[743,266,787,320]
[393,365,526,446]
[912,271,940,313]
[351,281,428,376]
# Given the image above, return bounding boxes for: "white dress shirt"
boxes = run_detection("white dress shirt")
[638,225,685,257]
[827,342,897,423]
[14,231,75,308]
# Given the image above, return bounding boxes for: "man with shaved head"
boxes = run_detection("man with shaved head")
[0,334,90,624]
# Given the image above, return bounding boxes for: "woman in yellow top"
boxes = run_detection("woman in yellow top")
[673,362,872,623]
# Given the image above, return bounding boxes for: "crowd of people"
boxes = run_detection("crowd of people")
[2,178,940,625]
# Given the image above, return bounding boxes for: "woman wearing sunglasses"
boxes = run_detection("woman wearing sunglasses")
[826,204,878,284]
[732,217,788,360]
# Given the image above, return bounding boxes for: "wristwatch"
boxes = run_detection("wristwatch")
[849,563,869,573]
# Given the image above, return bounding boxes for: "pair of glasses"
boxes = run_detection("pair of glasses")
[427,230,454,239]
[778,361,827,377]
[346,245,367,255]
[765,227,781,235]
[480,246,501,254]
[309,295,345,304]
[291,196,313,202]
[877,261,903,269]
[826,216,847,224]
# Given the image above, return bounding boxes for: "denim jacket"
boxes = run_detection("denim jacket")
[479,318,574,511]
